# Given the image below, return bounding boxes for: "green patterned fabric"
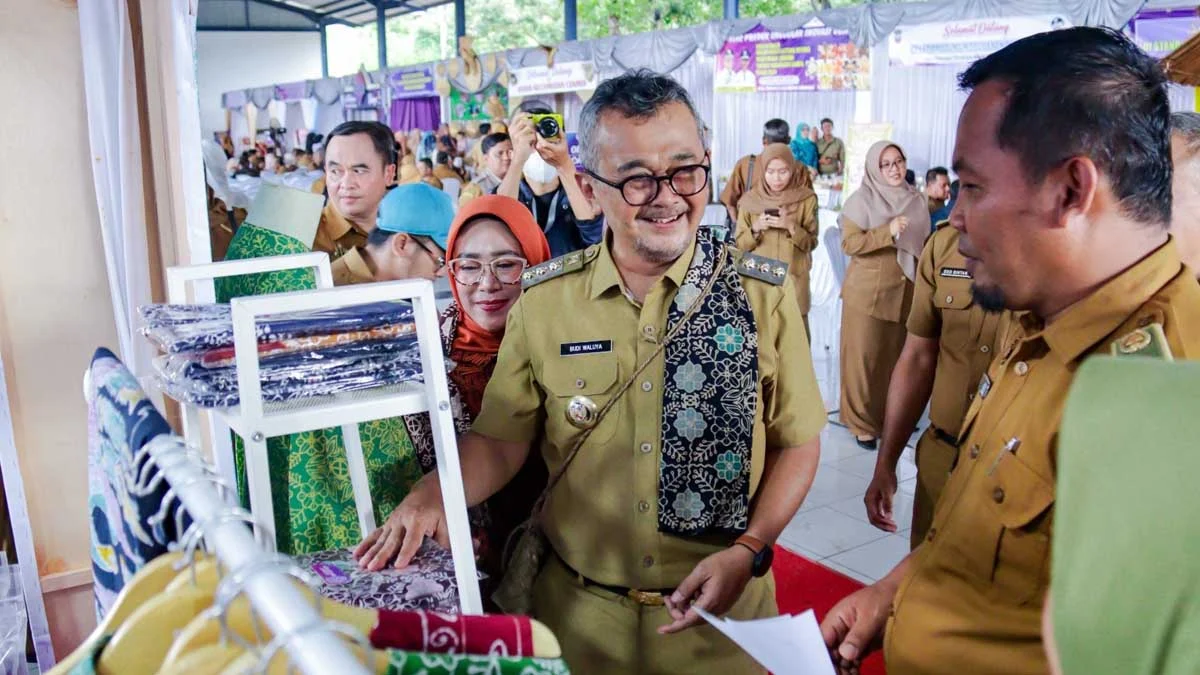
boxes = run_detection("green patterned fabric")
[218,223,424,554]
[385,650,571,674]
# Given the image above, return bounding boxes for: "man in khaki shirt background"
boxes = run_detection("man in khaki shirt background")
[863,220,1011,549]
[359,70,827,674]
[311,120,397,285]
[822,27,1200,675]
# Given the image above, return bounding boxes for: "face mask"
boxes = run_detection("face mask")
[522,153,558,184]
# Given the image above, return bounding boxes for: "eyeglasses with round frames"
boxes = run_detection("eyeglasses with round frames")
[584,164,711,206]
[447,256,529,286]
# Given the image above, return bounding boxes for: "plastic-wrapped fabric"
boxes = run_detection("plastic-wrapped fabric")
[139,301,415,354]
[197,323,416,368]
[160,345,427,408]
[156,335,420,382]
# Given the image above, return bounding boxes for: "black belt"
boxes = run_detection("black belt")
[931,425,959,447]
[554,551,675,606]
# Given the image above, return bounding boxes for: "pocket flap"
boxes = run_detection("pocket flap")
[542,357,619,397]
[988,455,1055,529]
[933,287,975,311]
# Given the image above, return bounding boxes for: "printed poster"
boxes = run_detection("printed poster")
[388,66,436,100]
[1127,9,1200,58]
[509,62,598,98]
[715,21,870,93]
[449,82,509,122]
[843,123,894,197]
[888,15,1072,67]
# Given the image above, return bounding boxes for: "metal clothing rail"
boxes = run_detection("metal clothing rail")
[146,436,371,675]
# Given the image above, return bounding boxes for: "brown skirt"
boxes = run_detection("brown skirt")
[839,305,907,438]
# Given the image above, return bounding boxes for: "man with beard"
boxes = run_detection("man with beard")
[821,27,1200,675]
[359,70,827,674]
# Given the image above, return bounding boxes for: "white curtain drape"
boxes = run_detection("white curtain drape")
[870,43,969,176]
[78,0,156,379]
[313,100,345,137]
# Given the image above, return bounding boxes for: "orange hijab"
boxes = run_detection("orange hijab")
[445,196,550,414]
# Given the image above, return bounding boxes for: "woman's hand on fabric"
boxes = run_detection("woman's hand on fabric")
[820,582,894,674]
[888,216,909,238]
[353,476,450,571]
[658,545,755,634]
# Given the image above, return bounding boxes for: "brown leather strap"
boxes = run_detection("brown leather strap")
[528,244,731,521]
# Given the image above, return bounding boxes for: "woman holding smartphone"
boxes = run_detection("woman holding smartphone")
[735,143,820,336]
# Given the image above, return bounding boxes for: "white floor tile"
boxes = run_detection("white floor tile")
[780,507,888,559]
[836,451,919,482]
[819,559,874,585]
[817,431,874,466]
[827,534,912,583]
[827,490,915,534]
[800,465,871,510]
[898,477,917,496]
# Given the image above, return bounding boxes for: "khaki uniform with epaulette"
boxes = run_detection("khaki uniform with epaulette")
[471,234,827,674]
[885,238,1200,675]
[904,221,1013,547]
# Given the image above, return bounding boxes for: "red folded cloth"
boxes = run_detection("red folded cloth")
[199,323,415,367]
[370,610,535,657]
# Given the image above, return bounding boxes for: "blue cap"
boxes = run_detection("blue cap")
[377,183,455,251]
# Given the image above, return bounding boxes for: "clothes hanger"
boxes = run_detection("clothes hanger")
[219,619,375,675]
[96,510,271,675]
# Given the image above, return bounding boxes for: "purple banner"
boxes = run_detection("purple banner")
[1128,9,1200,58]
[388,66,436,100]
[274,81,308,103]
[715,22,870,93]
[566,132,583,171]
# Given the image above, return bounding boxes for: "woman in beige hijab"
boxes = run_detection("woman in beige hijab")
[735,143,820,334]
[838,141,929,448]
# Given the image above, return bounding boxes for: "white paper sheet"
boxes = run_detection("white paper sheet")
[695,607,836,675]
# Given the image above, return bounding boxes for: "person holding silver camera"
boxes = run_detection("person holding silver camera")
[496,101,603,257]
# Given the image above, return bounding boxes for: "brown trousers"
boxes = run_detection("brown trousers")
[910,429,958,549]
[839,305,907,438]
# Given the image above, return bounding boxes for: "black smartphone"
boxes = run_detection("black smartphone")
[764,208,780,217]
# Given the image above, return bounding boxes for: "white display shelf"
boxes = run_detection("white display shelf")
[164,253,482,615]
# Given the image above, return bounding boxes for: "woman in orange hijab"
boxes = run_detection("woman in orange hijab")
[357,195,551,581]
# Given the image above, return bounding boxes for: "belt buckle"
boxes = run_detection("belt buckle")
[627,589,666,607]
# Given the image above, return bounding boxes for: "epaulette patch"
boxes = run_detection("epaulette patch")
[1110,322,1174,361]
[521,245,599,289]
[734,251,788,286]
[935,218,951,230]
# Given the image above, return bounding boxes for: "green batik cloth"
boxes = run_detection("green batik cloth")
[218,223,425,554]
[1054,357,1200,675]
[385,650,571,674]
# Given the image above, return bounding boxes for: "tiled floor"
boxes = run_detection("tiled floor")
[778,421,920,585]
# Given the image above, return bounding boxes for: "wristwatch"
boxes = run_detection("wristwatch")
[734,534,774,578]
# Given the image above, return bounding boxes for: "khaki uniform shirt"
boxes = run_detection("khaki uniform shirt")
[720,154,757,219]
[817,136,845,175]
[433,165,464,184]
[886,239,1200,675]
[840,216,914,323]
[472,237,827,589]
[312,202,374,286]
[459,172,502,208]
[734,196,820,314]
[906,225,1012,436]
[927,196,945,215]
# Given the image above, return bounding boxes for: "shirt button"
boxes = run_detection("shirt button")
[642,556,655,568]
[575,378,586,389]
[945,295,954,303]
[642,325,657,337]
[969,444,981,459]
[1015,361,1029,376]
[981,345,990,354]
[926,527,936,542]
[640,443,653,454]
[993,487,1006,504]
[641,381,653,392]
[638,500,650,513]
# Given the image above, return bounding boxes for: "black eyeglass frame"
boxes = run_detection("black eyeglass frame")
[583,163,713,206]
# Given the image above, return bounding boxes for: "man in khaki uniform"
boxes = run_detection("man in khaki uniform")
[360,72,827,674]
[719,119,792,223]
[863,221,1011,549]
[311,121,397,285]
[822,28,1200,675]
[816,118,845,177]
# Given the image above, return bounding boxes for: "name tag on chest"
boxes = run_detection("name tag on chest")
[940,267,972,280]
[560,340,613,356]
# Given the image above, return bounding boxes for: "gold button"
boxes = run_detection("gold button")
[575,379,586,389]
[993,487,1005,503]
[968,392,975,401]
[641,381,653,392]
[642,325,656,336]
[981,345,990,354]
[945,295,954,303]
[640,443,653,454]
[638,500,650,513]
[1015,361,1029,376]
[926,527,936,542]
[642,556,654,568]
[969,444,981,459]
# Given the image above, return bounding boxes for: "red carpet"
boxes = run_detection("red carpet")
[774,546,886,675]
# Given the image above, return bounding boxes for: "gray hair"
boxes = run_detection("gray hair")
[1172,112,1200,155]
[578,69,708,171]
